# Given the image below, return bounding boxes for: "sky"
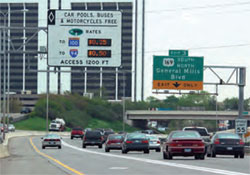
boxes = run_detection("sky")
[2,0,249,102]
[144,0,250,102]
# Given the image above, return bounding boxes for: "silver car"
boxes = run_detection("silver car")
[41,134,62,149]
[147,135,161,152]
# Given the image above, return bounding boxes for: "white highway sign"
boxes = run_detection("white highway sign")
[235,119,247,134]
[48,10,122,67]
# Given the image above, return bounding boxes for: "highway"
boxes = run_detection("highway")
[1,136,250,175]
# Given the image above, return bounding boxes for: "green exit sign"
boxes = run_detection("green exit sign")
[243,111,249,115]
[169,50,188,56]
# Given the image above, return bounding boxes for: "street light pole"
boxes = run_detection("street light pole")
[123,71,125,132]
[2,13,7,139]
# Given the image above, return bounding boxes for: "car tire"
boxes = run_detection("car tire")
[58,146,61,149]
[99,144,103,149]
[42,146,45,149]
[71,136,73,140]
[144,149,150,154]
[195,155,199,160]
[199,154,205,160]
[156,148,161,152]
[122,148,127,154]
[163,152,167,159]
[168,152,173,160]
[234,154,239,158]
[207,152,211,157]
[82,144,86,148]
[105,148,110,152]
[212,149,216,158]
[240,154,244,159]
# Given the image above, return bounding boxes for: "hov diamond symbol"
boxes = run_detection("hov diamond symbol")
[48,10,55,25]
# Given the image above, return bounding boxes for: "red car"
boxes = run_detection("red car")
[163,130,205,160]
[105,134,124,152]
[71,127,84,139]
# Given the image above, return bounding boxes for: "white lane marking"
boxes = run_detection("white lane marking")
[62,140,249,175]
[109,167,128,170]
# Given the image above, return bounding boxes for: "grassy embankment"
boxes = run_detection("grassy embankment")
[14,116,137,132]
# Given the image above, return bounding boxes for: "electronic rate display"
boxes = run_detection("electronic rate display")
[88,39,112,46]
[88,38,112,58]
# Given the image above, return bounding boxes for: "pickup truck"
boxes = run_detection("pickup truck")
[182,126,211,153]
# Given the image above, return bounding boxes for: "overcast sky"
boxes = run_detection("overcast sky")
[144,0,250,101]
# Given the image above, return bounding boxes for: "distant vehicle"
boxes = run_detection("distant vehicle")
[121,133,150,154]
[41,134,62,149]
[0,123,7,133]
[105,134,124,152]
[163,131,206,160]
[103,130,115,143]
[20,107,32,114]
[82,130,103,148]
[71,127,84,139]
[49,118,65,132]
[183,126,211,152]
[146,135,161,152]
[207,133,245,158]
[141,130,155,134]
[8,124,15,132]
[84,128,92,132]
[0,123,5,133]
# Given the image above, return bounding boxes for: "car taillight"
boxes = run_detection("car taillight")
[169,142,177,147]
[239,139,244,145]
[101,136,104,141]
[107,141,111,144]
[44,139,50,141]
[126,140,133,144]
[198,142,205,146]
[55,139,60,141]
[141,140,148,144]
[214,138,220,144]
[157,141,161,144]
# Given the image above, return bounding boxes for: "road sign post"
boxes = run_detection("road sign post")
[153,50,204,90]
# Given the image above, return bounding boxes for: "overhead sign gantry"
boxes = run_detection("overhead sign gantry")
[47,10,122,67]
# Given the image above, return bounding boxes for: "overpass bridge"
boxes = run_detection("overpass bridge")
[126,110,250,120]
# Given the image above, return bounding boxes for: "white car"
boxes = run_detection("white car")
[8,124,15,132]
[41,134,62,149]
[146,135,161,152]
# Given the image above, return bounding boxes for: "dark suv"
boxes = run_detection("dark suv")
[82,131,103,148]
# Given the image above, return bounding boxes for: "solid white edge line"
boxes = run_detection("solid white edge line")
[62,140,249,175]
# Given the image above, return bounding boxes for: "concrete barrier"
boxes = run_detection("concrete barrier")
[0,130,70,159]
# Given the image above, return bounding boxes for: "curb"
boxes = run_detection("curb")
[0,130,70,159]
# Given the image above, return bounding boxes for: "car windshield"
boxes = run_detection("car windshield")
[127,133,146,139]
[217,133,240,139]
[45,134,60,138]
[109,135,123,140]
[73,128,82,131]
[104,131,114,135]
[171,131,201,139]
[86,131,101,137]
[147,135,158,140]
[183,128,209,136]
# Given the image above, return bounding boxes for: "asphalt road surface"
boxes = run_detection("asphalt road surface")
[1,136,250,175]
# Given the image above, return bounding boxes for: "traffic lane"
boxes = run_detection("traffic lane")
[0,136,68,175]
[63,137,250,174]
[32,136,219,175]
